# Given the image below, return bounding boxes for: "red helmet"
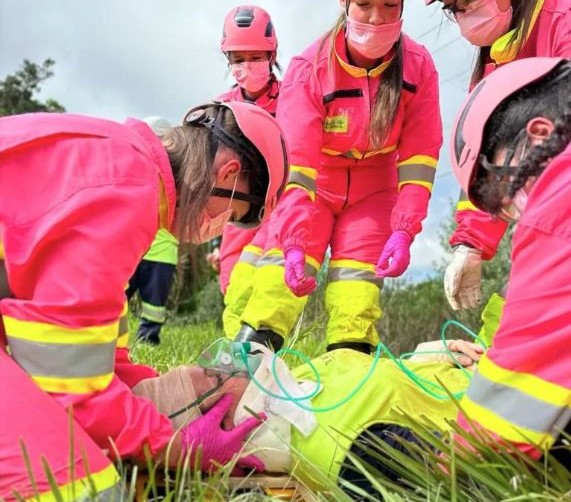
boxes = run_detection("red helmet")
[220,5,277,53]
[184,101,288,228]
[450,57,565,206]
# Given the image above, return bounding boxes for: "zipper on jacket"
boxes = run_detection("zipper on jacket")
[343,167,352,209]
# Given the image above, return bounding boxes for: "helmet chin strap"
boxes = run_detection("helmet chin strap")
[210,187,264,205]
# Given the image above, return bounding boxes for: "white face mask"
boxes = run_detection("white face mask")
[230,61,271,93]
[455,0,513,47]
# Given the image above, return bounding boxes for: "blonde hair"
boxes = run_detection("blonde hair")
[324,8,404,148]
[161,106,244,242]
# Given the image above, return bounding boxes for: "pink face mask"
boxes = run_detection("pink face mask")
[230,61,271,93]
[192,176,238,244]
[192,206,233,244]
[500,188,528,222]
[455,0,513,47]
[345,16,402,60]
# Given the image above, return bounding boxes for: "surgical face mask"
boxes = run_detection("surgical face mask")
[345,16,402,60]
[230,61,271,93]
[500,187,528,223]
[191,175,238,244]
[455,0,513,47]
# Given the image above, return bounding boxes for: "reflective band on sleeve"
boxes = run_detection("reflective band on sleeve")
[3,316,118,345]
[29,463,121,502]
[328,266,383,287]
[118,313,129,338]
[8,337,116,379]
[467,369,571,436]
[457,190,478,211]
[239,249,263,266]
[287,171,316,193]
[397,164,436,185]
[141,301,167,323]
[257,249,319,276]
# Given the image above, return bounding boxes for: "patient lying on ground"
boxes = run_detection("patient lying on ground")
[132,338,483,490]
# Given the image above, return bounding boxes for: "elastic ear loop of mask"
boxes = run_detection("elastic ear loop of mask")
[236,319,484,413]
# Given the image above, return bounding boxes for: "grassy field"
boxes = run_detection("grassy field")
[125,317,570,502]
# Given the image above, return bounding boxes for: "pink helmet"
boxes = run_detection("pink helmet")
[184,101,288,228]
[220,5,277,53]
[450,57,565,206]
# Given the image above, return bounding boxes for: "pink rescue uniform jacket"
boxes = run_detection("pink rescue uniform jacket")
[274,29,442,253]
[0,113,175,460]
[216,78,280,294]
[450,0,571,259]
[458,144,571,457]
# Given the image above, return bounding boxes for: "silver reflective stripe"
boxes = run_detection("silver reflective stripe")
[8,338,116,378]
[118,314,129,337]
[468,370,571,434]
[94,479,126,501]
[287,171,316,192]
[141,302,166,323]
[258,253,284,267]
[239,250,262,265]
[398,164,436,184]
[328,267,384,287]
[257,254,318,276]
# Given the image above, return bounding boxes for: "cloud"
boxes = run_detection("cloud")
[0,0,477,281]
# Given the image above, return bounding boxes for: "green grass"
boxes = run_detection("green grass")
[126,317,570,502]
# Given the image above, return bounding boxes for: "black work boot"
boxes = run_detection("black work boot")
[326,342,373,355]
[234,323,284,352]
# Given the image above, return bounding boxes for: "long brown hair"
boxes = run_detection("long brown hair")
[471,0,538,85]
[324,7,404,148]
[161,106,250,242]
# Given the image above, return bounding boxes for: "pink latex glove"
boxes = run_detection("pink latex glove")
[376,230,413,278]
[284,246,317,297]
[181,394,266,473]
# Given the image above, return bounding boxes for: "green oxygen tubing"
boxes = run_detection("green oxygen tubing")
[239,319,488,413]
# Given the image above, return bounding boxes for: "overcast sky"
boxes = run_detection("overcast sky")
[0,0,477,282]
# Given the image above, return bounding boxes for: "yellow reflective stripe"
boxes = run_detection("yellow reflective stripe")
[363,144,397,158]
[398,155,438,168]
[457,200,478,211]
[284,184,315,202]
[0,240,4,259]
[243,244,263,254]
[116,333,129,349]
[330,259,375,272]
[398,180,433,192]
[141,301,166,323]
[321,145,397,159]
[32,373,114,394]
[461,395,555,448]
[479,356,570,407]
[3,316,118,344]
[28,463,120,502]
[290,165,317,180]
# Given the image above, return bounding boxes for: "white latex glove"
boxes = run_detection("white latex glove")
[444,245,482,310]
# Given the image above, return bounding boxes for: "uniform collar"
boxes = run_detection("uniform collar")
[334,28,394,78]
[490,0,546,64]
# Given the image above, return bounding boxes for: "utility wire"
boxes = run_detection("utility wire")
[431,35,462,55]
[440,68,470,86]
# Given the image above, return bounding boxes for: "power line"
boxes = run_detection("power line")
[431,35,462,55]
[414,22,443,41]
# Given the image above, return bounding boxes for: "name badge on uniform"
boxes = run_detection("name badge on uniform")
[324,115,348,133]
